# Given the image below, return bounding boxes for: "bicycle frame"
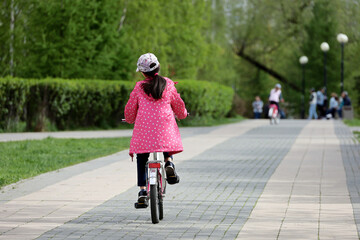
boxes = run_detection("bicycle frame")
[146,152,166,199]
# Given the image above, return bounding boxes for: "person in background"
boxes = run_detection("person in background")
[268,83,285,119]
[338,91,351,119]
[308,88,318,120]
[252,96,263,119]
[326,92,338,119]
[342,91,351,106]
[316,87,326,119]
[269,84,284,109]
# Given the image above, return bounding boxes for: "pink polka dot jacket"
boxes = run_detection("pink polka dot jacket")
[125,77,188,157]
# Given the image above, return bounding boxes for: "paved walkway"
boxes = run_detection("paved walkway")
[0,127,217,143]
[0,120,359,239]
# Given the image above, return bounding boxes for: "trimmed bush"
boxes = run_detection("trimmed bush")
[176,80,234,118]
[0,77,234,131]
[0,77,134,131]
[0,78,30,131]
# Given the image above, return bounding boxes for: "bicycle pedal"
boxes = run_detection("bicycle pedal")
[134,202,148,209]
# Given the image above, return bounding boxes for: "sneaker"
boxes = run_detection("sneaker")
[138,189,147,204]
[165,162,180,184]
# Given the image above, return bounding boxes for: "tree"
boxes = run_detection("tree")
[228,0,312,92]
[1,0,359,117]
[0,0,30,77]
[121,0,211,80]
[196,0,239,86]
[301,0,340,94]
[225,0,360,117]
[19,0,133,79]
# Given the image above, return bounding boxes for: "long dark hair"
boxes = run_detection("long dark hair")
[141,63,166,100]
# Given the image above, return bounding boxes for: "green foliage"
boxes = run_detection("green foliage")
[122,0,212,80]
[0,0,238,89]
[343,119,360,127]
[22,0,133,79]
[0,137,131,188]
[228,0,360,117]
[0,0,30,76]
[0,78,29,130]
[337,2,360,117]
[1,0,359,117]
[0,77,234,132]
[301,0,340,93]
[0,77,135,131]
[227,0,314,116]
[0,0,133,79]
[355,131,360,142]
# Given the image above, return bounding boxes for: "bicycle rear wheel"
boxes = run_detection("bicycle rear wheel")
[150,184,159,224]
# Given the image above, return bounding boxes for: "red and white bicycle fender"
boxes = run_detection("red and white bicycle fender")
[149,168,157,185]
[273,109,278,118]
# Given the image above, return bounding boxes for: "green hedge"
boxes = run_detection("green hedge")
[176,80,234,119]
[0,77,234,131]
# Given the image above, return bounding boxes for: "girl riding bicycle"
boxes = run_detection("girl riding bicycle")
[124,53,188,205]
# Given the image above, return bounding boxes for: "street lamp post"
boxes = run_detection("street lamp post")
[299,56,308,119]
[320,42,330,95]
[337,33,348,93]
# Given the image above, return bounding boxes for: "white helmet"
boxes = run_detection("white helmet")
[275,83,281,89]
[136,53,160,72]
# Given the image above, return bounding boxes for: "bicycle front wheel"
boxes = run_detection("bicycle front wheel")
[150,184,159,224]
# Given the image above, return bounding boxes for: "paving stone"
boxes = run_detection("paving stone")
[335,121,360,237]
[36,121,304,239]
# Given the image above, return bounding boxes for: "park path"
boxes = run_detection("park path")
[0,120,359,239]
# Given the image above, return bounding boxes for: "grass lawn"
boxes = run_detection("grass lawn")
[343,119,360,126]
[0,116,244,188]
[0,137,130,188]
[355,131,360,141]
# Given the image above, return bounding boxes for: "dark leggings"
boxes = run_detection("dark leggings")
[326,108,336,118]
[137,152,171,187]
[317,104,326,118]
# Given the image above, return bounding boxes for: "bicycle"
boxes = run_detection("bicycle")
[134,152,167,224]
[268,103,280,125]
[122,117,183,224]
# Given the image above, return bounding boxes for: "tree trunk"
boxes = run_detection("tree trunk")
[35,86,49,132]
[237,50,301,93]
[9,0,14,76]
[118,1,127,32]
